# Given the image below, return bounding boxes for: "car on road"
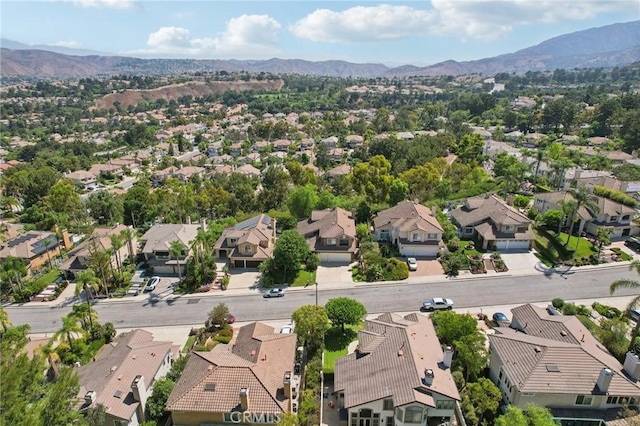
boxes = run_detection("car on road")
[263,288,285,298]
[144,276,160,292]
[422,297,454,311]
[406,258,418,271]
[226,314,236,324]
[492,312,510,325]
[630,308,640,322]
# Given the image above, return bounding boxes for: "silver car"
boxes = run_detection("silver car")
[422,297,454,311]
[406,258,418,271]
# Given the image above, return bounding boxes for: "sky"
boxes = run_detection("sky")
[1,0,638,66]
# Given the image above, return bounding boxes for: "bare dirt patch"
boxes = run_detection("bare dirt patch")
[94,79,284,110]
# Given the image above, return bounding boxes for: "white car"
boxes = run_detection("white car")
[280,325,293,334]
[406,258,418,271]
[144,276,160,292]
[422,297,454,311]
[263,288,285,298]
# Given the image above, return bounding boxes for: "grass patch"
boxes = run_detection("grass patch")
[323,324,361,374]
[557,233,596,258]
[182,335,196,353]
[32,269,61,287]
[577,315,598,333]
[291,269,317,287]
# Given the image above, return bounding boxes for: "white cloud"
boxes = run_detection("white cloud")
[130,14,282,59]
[291,1,632,43]
[53,40,82,48]
[290,4,436,43]
[71,0,135,9]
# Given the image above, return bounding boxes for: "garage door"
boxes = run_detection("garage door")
[318,252,352,263]
[400,245,439,257]
[495,240,530,250]
[233,259,263,268]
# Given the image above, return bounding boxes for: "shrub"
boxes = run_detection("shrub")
[552,298,565,309]
[562,303,579,316]
[214,328,233,344]
[386,258,409,280]
[447,238,461,252]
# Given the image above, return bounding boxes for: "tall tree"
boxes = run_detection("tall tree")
[286,184,319,220]
[52,315,85,352]
[292,305,330,355]
[272,230,310,282]
[610,260,640,353]
[325,297,367,331]
[169,240,186,279]
[109,234,124,273]
[566,186,599,245]
[120,227,137,263]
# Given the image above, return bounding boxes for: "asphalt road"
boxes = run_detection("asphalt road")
[5,265,637,334]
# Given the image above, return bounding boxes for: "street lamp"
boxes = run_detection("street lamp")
[315,281,318,306]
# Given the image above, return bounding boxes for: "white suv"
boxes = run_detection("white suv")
[422,297,454,312]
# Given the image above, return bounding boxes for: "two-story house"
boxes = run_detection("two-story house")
[139,223,201,276]
[166,322,299,426]
[372,200,445,257]
[488,304,640,424]
[334,313,461,426]
[450,194,534,250]
[346,135,364,149]
[297,207,357,264]
[214,214,275,268]
[65,170,97,189]
[534,191,639,239]
[0,229,72,274]
[76,329,177,426]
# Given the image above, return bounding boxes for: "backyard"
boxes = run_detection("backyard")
[323,323,361,374]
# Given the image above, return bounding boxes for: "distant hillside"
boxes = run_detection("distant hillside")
[1,38,107,56]
[1,20,638,80]
[389,20,640,77]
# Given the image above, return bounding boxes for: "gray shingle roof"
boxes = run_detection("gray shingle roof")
[334,313,460,409]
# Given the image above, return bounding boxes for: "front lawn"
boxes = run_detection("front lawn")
[557,233,596,258]
[323,324,361,374]
[291,269,317,287]
[533,228,597,266]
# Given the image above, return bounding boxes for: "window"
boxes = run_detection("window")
[229,238,237,245]
[607,396,619,405]
[522,393,536,397]
[498,368,503,381]
[383,399,394,411]
[412,233,420,241]
[436,400,454,410]
[465,227,474,234]
[610,216,618,222]
[386,417,394,426]
[504,225,514,231]
[427,233,438,240]
[575,395,593,406]
[340,238,349,246]
[326,238,336,245]
[113,421,129,426]
[404,407,423,423]
[622,215,630,221]
[244,245,253,254]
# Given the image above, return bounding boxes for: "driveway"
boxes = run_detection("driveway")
[405,257,444,277]
[500,251,540,272]
[316,264,353,286]
[227,269,261,291]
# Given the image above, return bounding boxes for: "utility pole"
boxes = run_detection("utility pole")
[315,281,318,306]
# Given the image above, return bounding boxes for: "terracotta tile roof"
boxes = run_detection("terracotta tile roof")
[334,313,460,409]
[166,322,297,415]
[451,195,530,228]
[373,200,443,233]
[140,224,200,253]
[489,304,640,396]
[0,231,58,261]
[298,207,356,240]
[75,330,175,421]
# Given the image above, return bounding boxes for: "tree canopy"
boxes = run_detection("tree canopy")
[325,297,367,331]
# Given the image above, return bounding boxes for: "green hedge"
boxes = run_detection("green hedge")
[593,185,638,207]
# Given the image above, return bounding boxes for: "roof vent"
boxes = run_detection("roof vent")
[545,364,560,372]
[534,346,542,353]
[113,390,123,399]
[204,383,216,391]
[397,349,404,357]
[560,331,567,337]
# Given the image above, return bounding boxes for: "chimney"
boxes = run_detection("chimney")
[270,217,277,244]
[623,352,640,381]
[131,375,148,422]
[283,371,292,399]
[240,387,250,411]
[596,368,614,393]
[186,215,191,225]
[431,206,437,217]
[443,346,453,368]
[506,194,514,206]
[200,217,207,232]
[423,369,434,386]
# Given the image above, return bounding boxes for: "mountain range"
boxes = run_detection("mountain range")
[1,20,639,80]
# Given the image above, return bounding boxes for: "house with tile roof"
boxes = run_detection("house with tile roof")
[60,224,137,280]
[0,229,72,274]
[334,313,461,426]
[297,207,357,264]
[139,223,201,276]
[373,200,445,257]
[76,329,177,426]
[450,194,534,251]
[166,322,299,425]
[214,214,276,268]
[534,191,639,239]
[488,304,640,423]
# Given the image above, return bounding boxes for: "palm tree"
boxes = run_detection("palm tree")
[53,315,86,352]
[120,228,136,264]
[169,240,186,279]
[41,235,58,270]
[610,260,640,353]
[551,157,574,190]
[567,186,599,249]
[74,269,101,328]
[532,149,547,184]
[109,234,124,273]
[557,199,577,235]
[71,303,98,335]
[41,344,61,381]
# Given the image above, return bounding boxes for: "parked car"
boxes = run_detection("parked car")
[263,288,285,298]
[546,305,561,316]
[492,312,510,325]
[406,257,418,271]
[226,314,236,324]
[625,236,640,252]
[144,276,160,292]
[422,297,454,311]
[280,325,293,334]
[630,308,640,322]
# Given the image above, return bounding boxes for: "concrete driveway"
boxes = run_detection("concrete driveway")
[227,270,262,291]
[405,257,444,277]
[316,264,353,286]
[500,251,540,272]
